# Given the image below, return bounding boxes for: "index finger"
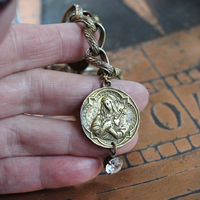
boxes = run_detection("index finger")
[0,23,95,78]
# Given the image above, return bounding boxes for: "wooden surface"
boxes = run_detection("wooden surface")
[1,0,200,199]
[41,0,200,51]
[17,0,41,24]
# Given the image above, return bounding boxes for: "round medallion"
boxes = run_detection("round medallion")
[80,87,140,148]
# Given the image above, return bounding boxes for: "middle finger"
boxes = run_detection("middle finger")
[0,68,149,119]
[0,114,138,159]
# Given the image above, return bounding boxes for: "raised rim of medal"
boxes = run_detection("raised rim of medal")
[80,87,140,148]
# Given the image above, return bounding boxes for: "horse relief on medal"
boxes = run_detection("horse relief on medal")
[80,87,140,148]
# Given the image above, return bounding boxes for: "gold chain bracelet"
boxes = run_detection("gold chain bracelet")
[47,4,140,174]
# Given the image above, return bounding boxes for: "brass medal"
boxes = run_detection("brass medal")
[80,87,139,148]
[56,4,141,174]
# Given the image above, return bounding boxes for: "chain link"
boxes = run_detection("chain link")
[110,142,117,157]
[62,4,122,82]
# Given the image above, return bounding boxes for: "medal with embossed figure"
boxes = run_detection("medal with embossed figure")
[62,4,140,174]
[81,85,139,174]
[81,87,139,148]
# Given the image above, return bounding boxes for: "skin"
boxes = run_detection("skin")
[0,1,149,194]
[0,0,16,43]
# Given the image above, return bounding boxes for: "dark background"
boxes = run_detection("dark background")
[42,0,200,50]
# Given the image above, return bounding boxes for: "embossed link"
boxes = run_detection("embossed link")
[82,26,99,56]
[85,48,114,76]
[61,4,83,23]
[62,4,121,79]
[70,14,97,33]
[82,22,106,56]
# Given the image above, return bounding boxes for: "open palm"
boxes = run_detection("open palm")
[0,23,149,194]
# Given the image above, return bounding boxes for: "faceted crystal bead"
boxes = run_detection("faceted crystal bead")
[104,156,123,175]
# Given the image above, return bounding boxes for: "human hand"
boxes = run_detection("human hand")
[0,23,149,194]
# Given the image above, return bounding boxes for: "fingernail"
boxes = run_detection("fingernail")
[0,0,11,11]
[146,87,150,94]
